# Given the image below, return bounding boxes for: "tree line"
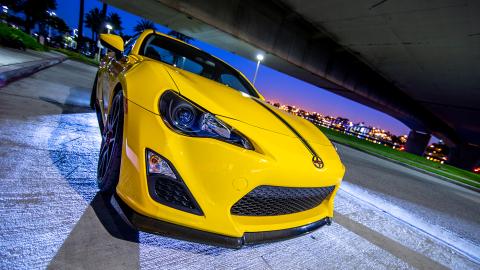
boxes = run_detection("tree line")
[2,0,192,53]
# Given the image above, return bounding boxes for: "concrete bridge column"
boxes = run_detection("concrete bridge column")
[448,143,480,171]
[405,130,431,156]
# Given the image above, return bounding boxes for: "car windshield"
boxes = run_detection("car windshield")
[140,34,258,97]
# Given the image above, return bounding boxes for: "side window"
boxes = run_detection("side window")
[143,36,203,75]
[175,56,203,74]
[123,38,136,56]
[144,43,175,64]
[219,73,249,94]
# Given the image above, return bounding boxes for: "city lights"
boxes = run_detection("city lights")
[268,100,448,162]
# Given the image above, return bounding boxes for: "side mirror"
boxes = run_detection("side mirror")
[100,34,124,56]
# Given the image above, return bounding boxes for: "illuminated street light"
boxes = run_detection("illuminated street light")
[106,24,113,34]
[252,53,264,85]
[1,5,7,24]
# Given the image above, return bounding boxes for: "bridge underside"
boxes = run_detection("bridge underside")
[105,0,480,168]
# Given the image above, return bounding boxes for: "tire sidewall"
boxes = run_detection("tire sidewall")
[97,91,124,193]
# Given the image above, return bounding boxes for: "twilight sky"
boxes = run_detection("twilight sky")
[56,0,413,136]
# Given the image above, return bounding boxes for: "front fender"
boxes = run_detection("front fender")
[121,60,178,112]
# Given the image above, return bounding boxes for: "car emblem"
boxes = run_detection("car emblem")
[312,156,324,168]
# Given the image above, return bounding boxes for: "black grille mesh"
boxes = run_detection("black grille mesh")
[154,177,198,211]
[231,185,335,216]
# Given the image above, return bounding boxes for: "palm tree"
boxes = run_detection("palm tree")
[107,12,123,33]
[99,2,107,35]
[133,19,156,34]
[46,15,69,34]
[77,0,85,51]
[9,0,57,34]
[84,7,102,42]
[100,2,108,19]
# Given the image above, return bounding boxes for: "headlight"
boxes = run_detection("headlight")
[159,91,254,150]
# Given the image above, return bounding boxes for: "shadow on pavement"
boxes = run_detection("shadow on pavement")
[46,86,142,269]
[48,193,141,269]
[40,86,92,114]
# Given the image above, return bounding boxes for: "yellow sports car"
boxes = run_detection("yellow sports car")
[91,30,345,248]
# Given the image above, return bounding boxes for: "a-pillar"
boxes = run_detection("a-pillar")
[448,143,480,170]
[405,130,431,156]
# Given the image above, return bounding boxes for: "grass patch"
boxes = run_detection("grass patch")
[318,126,480,189]
[51,48,99,66]
[0,23,47,51]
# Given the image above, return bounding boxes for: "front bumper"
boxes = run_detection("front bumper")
[114,193,332,248]
[117,100,344,239]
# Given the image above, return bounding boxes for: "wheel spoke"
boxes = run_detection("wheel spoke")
[108,115,114,128]
[98,148,108,176]
[101,141,109,159]
[107,141,114,158]
[100,139,108,155]
[113,113,120,128]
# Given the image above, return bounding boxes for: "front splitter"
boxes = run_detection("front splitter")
[113,193,332,249]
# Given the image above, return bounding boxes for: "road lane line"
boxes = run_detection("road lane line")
[340,182,480,264]
[334,212,448,270]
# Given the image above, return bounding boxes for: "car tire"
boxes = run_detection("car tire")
[92,75,105,134]
[90,74,98,109]
[97,91,124,194]
[94,100,104,135]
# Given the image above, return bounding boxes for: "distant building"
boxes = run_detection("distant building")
[424,142,448,163]
[270,100,406,150]
[346,122,372,138]
[331,117,349,131]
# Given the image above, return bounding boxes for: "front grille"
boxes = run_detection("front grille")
[150,176,203,215]
[231,185,335,216]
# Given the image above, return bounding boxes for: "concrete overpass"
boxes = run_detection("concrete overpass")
[105,0,480,169]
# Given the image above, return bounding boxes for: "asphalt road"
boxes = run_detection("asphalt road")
[339,144,480,247]
[0,60,478,270]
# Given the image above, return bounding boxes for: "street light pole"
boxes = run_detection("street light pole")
[252,53,264,85]
[46,11,56,38]
[98,24,113,61]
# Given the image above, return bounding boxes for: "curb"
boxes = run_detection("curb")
[332,140,480,193]
[0,56,67,87]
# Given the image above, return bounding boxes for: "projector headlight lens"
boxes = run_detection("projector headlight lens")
[159,91,253,150]
[171,103,196,131]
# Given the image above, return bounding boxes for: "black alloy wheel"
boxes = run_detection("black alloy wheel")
[97,91,124,194]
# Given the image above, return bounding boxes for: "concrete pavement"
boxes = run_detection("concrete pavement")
[0,60,478,269]
[0,47,63,66]
[0,47,66,87]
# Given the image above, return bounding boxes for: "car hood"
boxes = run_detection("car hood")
[164,66,332,146]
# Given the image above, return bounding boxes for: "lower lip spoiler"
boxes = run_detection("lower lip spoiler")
[113,193,332,249]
